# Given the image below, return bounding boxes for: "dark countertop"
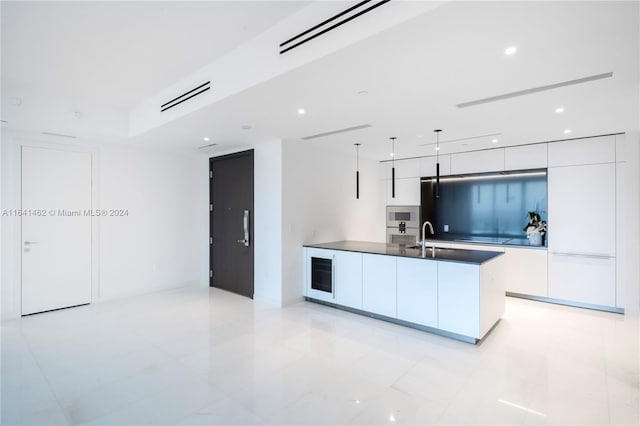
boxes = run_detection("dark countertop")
[304,241,504,265]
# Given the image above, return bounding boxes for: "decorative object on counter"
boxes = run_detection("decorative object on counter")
[354,143,361,199]
[523,211,547,246]
[434,129,442,198]
[390,137,397,198]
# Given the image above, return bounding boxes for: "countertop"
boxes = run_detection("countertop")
[304,241,504,265]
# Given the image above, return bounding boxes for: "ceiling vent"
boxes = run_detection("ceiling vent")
[161,81,211,112]
[279,0,390,55]
[420,133,502,146]
[197,143,218,149]
[456,72,613,108]
[301,124,372,140]
[42,131,76,139]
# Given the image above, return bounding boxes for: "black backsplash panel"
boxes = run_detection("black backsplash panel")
[421,171,548,239]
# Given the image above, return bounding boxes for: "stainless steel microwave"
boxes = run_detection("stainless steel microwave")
[386,205,420,229]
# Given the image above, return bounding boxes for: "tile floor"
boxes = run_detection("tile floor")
[1,286,638,425]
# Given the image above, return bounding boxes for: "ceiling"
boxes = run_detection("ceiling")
[1,1,309,108]
[129,0,639,160]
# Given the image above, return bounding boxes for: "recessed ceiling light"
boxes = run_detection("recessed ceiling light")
[297,108,306,115]
[504,46,517,55]
[555,107,565,113]
[203,137,210,141]
[389,152,395,157]
[564,129,572,134]
[435,146,441,151]
[389,415,396,423]
[241,125,252,130]
[492,139,499,143]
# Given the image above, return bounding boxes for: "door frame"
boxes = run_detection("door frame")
[209,149,255,297]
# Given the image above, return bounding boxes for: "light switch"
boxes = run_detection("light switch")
[444,224,449,232]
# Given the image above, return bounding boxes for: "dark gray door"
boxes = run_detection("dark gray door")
[210,150,254,298]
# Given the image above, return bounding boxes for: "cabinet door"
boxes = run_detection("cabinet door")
[504,248,548,296]
[505,144,547,170]
[381,177,421,206]
[437,261,480,338]
[450,149,505,174]
[419,155,451,177]
[548,163,615,255]
[548,253,615,307]
[335,251,363,309]
[362,254,397,318]
[379,159,420,179]
[397,258,437,327]
[548,135,615,167]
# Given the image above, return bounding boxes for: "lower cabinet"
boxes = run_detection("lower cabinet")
[362,254,397,317]
[334,251,363,309]
[548,253,616,307]
[437,261,480,338]
[396,257,438,328]
[504,248,548,297]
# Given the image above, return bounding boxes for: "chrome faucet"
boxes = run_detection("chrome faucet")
[421,221,435,258]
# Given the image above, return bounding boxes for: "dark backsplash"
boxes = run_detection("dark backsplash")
[421,170,548,239]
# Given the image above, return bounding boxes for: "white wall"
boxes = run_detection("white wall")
[1,133,207,319]
[252,141,283,306]
[281,140,382,306]
[98,146,207,301]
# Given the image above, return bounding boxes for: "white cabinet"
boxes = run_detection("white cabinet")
[379,158,420,179]
[437,261,480,338]
[547,163,616,256]
[548,135,615,167]
[443,243,504,253]
[419,155,451,177]
[396,257,437,328]
[548,253,615,307]
[362,254,397,317]
[504,247,548,297]
[450,149,505,174]
[381,177,421,206]
[334,251,363,309]
[505,144,547,170]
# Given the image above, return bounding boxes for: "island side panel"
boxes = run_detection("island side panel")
[479,255,507,339]
[437,261,481,339]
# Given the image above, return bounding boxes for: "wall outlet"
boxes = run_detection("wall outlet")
[444,224,449,232]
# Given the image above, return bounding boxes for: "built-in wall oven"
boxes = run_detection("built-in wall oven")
[386,205,421,245]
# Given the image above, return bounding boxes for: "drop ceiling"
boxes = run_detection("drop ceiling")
[2,1,638,161]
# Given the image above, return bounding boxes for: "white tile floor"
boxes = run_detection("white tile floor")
[1,286,638,426]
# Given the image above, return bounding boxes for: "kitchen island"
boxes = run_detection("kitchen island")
[304,241,506,344]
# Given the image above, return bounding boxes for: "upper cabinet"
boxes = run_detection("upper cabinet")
[505,144,547,170]
[419,155,451,177]
[547,135,615,167]
[379,158,420,179]
[450,149,505,174]
[381,177,421,206]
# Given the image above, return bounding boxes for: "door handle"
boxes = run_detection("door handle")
[238,210,249,247]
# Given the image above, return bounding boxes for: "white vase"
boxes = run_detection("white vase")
[528,233,543,246]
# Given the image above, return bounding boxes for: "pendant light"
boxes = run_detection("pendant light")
[434,129,442,198]
[354,143,361,199]
[390,137,397,198]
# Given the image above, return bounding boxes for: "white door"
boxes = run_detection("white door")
[21,146,92,315]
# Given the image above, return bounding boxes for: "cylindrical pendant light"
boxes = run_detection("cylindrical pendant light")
[354,143,361,199]
[390,137,397,198]
[434,129,442,198]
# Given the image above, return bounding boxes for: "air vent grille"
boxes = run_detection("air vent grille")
[161,81,211,112]
[301,124,372,140]
[42,131,76,139]
[456,72,613,108]
[280,0,390,55]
